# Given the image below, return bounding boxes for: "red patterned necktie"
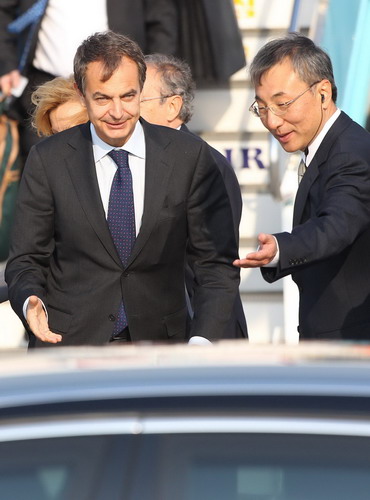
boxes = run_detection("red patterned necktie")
[107,149,136,334]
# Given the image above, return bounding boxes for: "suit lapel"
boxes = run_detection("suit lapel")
[65,124,122,267]
[128,121,174,265]
[293,112,353,227]
[64,121,175,268]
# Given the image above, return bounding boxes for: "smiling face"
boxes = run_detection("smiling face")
[255,58,326,153]
[80,56,141,147]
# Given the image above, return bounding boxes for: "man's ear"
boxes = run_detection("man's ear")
[317,79,332,105]
[74,82,86,105]
[167,95,183,121]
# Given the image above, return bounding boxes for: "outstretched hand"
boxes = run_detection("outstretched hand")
[233,233,277,268]
[26,295,62,343]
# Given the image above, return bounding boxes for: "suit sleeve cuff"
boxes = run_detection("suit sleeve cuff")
[188,336,213,346]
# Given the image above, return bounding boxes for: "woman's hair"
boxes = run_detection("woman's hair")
[31,75,87,136]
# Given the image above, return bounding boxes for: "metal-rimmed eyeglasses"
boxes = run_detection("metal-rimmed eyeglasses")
[140,95,174,103]
[249,81,320,118]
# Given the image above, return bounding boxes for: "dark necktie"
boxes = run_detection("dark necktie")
[107,149,136,334]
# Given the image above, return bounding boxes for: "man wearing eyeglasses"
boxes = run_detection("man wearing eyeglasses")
[234,32,370,341]
[140,53,247,339]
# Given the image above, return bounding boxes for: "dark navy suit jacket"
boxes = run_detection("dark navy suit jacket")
[181,125,247,339]
[6,119,240,346]
[262,112,370,340]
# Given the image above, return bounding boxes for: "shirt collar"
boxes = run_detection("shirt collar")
[304,108,341,166]
[91,120,146,163]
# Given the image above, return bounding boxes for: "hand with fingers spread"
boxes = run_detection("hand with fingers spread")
[233,233,277,268]
[26,296,62,344]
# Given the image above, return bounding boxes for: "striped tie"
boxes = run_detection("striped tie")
[298,158,307,184]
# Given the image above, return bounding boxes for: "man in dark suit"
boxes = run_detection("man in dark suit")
[141,53,247,339]
[5,31,240,347]
[234,33,370,340]
[0,0,178,162]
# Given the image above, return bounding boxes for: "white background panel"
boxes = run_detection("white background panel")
[242,293,284,343]
[238,246,282,293]
[239,193,282,239]
[191,87,266,133]
[201,137,271,187]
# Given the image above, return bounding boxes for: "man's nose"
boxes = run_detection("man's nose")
[263,109,284,130]
[109,99,125,118]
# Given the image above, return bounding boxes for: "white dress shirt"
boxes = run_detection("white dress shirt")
[305,108,341,167]
[91,121,146,235]
[33,0,108,77]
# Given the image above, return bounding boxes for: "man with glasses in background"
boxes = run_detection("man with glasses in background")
[140,53,247,339]
[234,32,370,341]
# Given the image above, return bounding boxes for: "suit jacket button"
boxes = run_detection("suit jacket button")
[123,271,129,277]
[108,314,116,322]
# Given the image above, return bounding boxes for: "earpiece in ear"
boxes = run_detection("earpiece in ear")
[321,94,325,103]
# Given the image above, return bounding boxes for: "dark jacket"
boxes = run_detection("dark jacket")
[6,119,240,346]
[181,124,247,338]
[262,112,370,340]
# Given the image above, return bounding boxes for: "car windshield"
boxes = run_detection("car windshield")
[1,432,370,500]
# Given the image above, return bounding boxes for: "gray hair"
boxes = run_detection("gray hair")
[250,32,337,103]
[74,31,146,95]
[144,53,195,123]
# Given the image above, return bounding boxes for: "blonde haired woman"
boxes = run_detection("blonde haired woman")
[31,75,87,136]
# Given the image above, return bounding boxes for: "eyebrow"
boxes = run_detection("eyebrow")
[255,91,289,101]
[92,89,138,99]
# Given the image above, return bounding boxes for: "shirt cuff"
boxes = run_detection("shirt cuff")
[23,297,48,320]
[262,235,280,268]
[188,336,213,346]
